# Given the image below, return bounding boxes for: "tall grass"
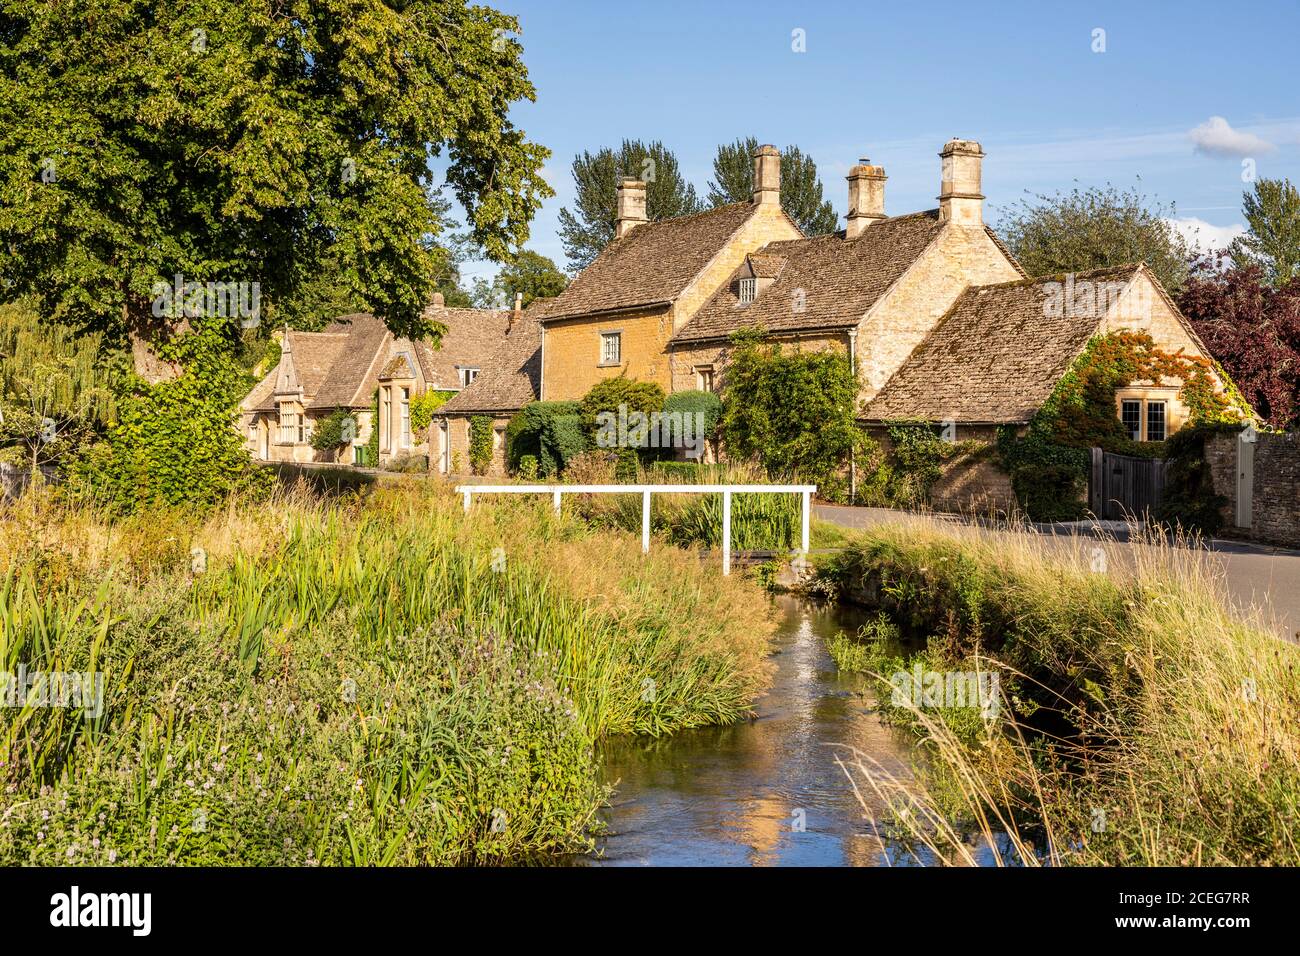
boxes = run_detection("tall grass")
[0,481,774,865]
[575,461,803,552]
[816,515,1300,866]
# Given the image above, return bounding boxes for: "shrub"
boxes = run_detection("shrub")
[1157,423,1232,535]
[517,454,539,480]
[310,408,357,454]
[540,413,588,475]
[720,334,868,501]
[505,401,581,472]
[1010,462,1087,522]
[579,377,665,435]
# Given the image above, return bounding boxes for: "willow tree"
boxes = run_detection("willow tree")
[0,0,552,376]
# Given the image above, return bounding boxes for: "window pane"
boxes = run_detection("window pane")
[1146,401,1166,442]
[1121,400,1141,441]
[601,333,620,364]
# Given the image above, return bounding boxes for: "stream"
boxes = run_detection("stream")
[586,594,931,866]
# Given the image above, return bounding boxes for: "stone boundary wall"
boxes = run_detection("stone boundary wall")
[1206,429,1300,548]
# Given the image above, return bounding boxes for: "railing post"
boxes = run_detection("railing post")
[553,488,562,515]
[801,489,810,556]
[722,489,731,576]
[642,490,651,553]
[462,489,471,514]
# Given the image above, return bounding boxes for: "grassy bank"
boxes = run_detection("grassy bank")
[0,481,774,865]
[815,516,1300,866]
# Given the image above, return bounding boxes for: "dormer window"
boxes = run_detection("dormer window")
[458,367,479,387]
[738,277,757,304]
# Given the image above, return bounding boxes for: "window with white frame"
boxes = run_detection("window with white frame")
[600,331,621,365]
[400,387,411,448]
[738,277,757,304]
[1146,401,1166,442]
[1118,395,1170,442]
[695,365,715,392]
[279,404,299,444]
[458,367,479,388]
[1121,400,1141,442]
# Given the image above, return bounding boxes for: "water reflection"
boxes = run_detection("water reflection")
[588,595,926,866]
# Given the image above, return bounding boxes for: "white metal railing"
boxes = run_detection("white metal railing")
[456,483,815,575]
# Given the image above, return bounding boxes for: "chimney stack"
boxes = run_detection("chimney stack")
[615,178,648,238]
[509,291,522,333]
[431,291,445,308]
[752,144,781,206]
[845,159,887,238]
[938,139,984,225]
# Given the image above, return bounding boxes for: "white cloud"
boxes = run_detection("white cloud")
[1165,216,1246,255]
[1188,116,1275,158]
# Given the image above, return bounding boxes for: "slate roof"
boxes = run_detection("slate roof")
[673,210,948,342]
[438,300,555,415]
[861,265,1145,424]
[538,202,764,322]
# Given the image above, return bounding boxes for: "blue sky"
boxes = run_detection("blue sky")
[455,0,1300,284]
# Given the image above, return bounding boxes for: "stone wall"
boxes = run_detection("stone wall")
[1252,432,1300,547]
[1204,431,1239,529]
[439,413,511,477]
[929,455,1017,516]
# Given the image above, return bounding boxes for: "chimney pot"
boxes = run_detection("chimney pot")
[615,178,648,238]
[751,144,781,206]
[845,161,887,239]
[938,139,985,225]
[431,291,445,308]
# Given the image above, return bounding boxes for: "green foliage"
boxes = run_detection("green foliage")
[309,408,355,453]
[365,390,380,465]
[707,138,838,235]
[580,377,666,434]
[0,302,120,468]
[998,331,1244,520]
[505,400,581,474]
[1230,177,1300,287]
[472,249,568,309]
[881,424,983,507]
[1156,424,1232,535]
[410,389,455,436]
[557,140,703,270]
[517,454,538,480]
[662,388,722,440]
[468,416,493,475]
[541,414,588,476]
[720,336,866,501]
[998,183,1192,292]
[70,318,270,512]
[0,0,552,350]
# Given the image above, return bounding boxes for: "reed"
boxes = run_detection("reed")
[0,480,775,864]
[818,514,1300,866]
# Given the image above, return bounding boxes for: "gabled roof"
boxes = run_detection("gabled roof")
[862,265,1144,424]
[438,300,555,415]
[673,210,950,343]
[243,305,510,413]
[310,313,392,408]
[538,202,765,322]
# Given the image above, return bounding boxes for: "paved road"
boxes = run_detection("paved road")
[815,503,1300,641]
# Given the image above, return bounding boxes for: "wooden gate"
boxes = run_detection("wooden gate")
[1089,448,1168,519]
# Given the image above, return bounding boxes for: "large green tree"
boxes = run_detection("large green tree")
[997,183,1192,292]
[471,249,568,308]
[0,0,551,373]
[1230,177,1300,287]
[557,140,702,271]
[707,137,838,236]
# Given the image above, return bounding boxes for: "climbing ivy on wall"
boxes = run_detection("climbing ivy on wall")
[410,389,455,435]
[468,415,493,475]
[1000,330,1251,520]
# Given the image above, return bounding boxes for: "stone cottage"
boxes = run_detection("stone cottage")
[434,139,1239,497]
[240,296,510,465]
